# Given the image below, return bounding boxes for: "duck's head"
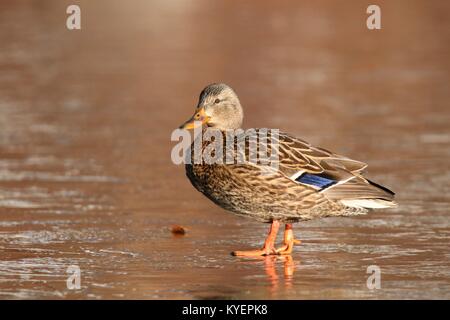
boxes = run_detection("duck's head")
[179,83,243,130]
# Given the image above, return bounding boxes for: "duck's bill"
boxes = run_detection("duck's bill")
[179,107,210,130]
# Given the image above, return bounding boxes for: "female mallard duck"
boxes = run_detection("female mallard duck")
[179,83,396,257]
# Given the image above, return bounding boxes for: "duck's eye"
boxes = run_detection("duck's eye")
[214,98,220,104]
[195,113,200,119]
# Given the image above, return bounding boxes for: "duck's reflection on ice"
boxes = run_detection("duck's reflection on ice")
[239,255,298,294]
[263,255,296,292]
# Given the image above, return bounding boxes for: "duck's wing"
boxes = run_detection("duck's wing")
[275,131,368,178]
[250,130,395,207]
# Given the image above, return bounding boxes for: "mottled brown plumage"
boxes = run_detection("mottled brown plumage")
[186,130,370,223]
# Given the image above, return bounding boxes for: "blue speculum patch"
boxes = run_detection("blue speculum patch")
[295,173,337,189]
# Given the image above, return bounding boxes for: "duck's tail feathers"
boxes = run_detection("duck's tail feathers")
[367,179,395,197]
[338,179,397,209]
[323,175,397,209]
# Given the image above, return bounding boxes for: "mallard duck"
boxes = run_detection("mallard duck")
[179,83,396,256]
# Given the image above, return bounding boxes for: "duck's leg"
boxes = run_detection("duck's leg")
[232,221,280,256]
[276,224,301,255]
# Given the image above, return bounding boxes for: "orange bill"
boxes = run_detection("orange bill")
[179,107,210,130]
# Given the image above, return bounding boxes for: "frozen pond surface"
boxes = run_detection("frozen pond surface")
[0,1,449,299]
